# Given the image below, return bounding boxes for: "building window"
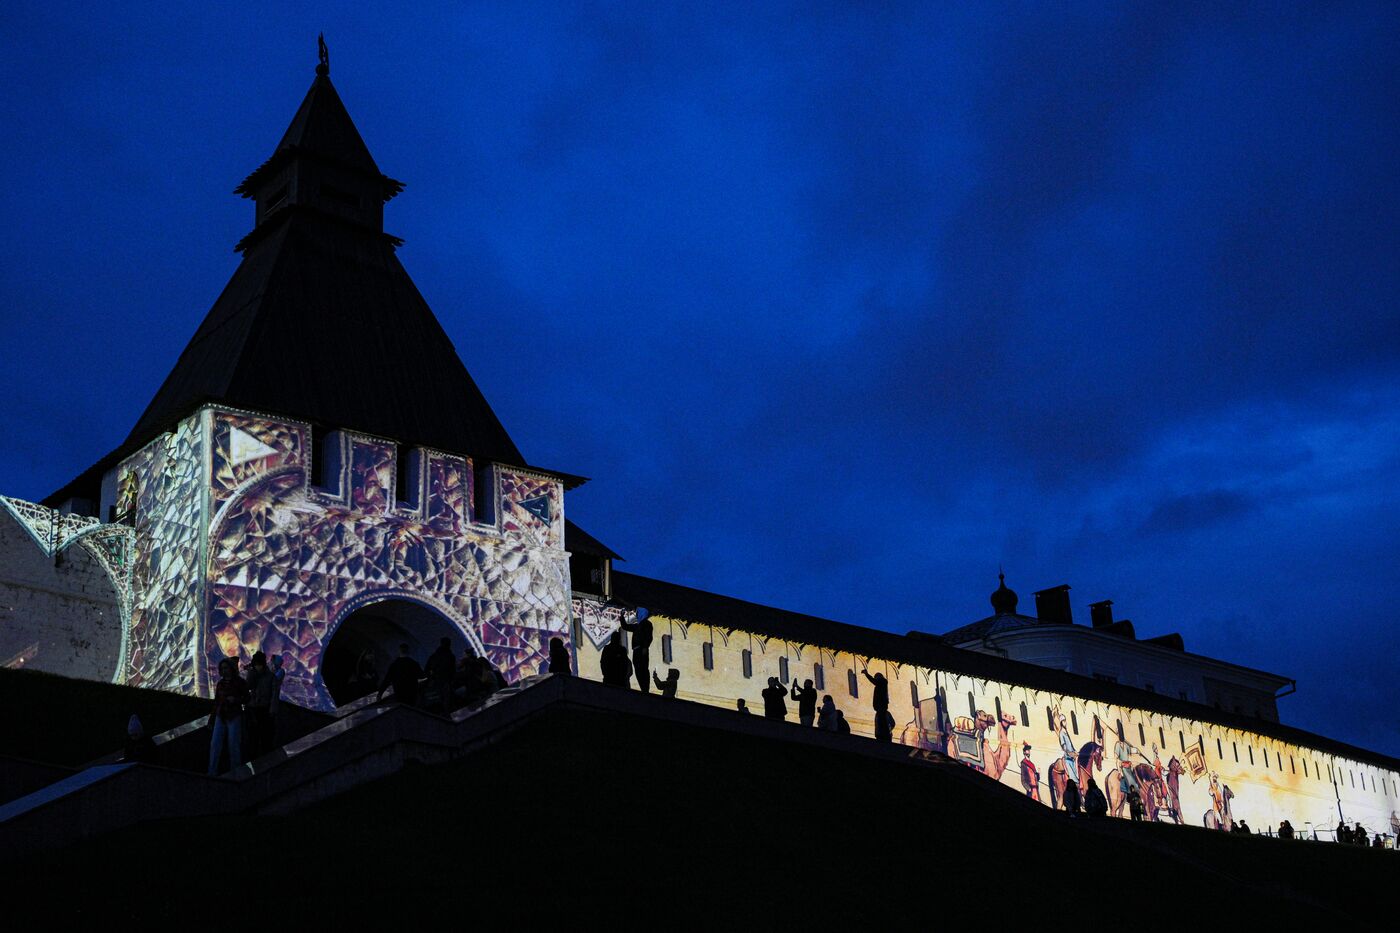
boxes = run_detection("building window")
[1020,703,1029,728]
[910,681,920,706]
[1232,742,1238,762]
[702,642,714,671]
[1071,712,1079,735]
[661,634,673,664]
[779,657,790,684]
[741,649,753,679]
[1047,707,1055,731]
[1350,770,1355,787]
[1217,738,1223,759]
[1158,727,1165,749]
[1138,724,1146,745]
[1277,752,1284,771]
[994,697,1003,721]
[968,692,976,717]
[1302,759,1308,777]
[814,663,825,691]
[848,669,858,698]
[1248,746,1254,765]
[1178,731,1185,753]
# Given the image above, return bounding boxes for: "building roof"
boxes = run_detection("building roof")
[45,64,564,505]
[610,570,1400,772]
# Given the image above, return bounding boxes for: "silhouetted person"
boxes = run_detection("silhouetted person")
[207,658,249,775]
[1354,822,1367,846]
[486,658,508,691]
[875,709,895,742]
[817,695,837,731]
[1374,832,1385,848]
[244,651,274,759]
[653,668,680,698]
[1337,822,1349,844]
[548,637,571,675]
[379,643,423,706]
[861,667,889,716]
[736,698,750,714]
[426,637,456,712]
[618,607,653,693]
[1279,820,1294,840]
[600,632,632,688]
[1084,777,1107,818]
[268,653,286,745]
[1127,785,1144,821]
[835,710,851,734]
[1238,820,1252,835]
[1063,778,1081,816]
[761,677,788,721]
[122,714,158,765]
[353,649,378,700]
[790,679,818,727]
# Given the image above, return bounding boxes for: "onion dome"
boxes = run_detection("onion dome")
[990,572,1018,615]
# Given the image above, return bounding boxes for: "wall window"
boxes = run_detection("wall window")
[968,692,976,718]
[779,657,790,684]
[1047,707,1055,730]
[910,681,920,706]
[661,634,673,664]
[1248,746,1254,765]
[847,669,858,698]
[1115,719,1124,742]
[1138,724,1146,746]
[702,642,714,671]
[1233,742,1238,762]
[814,663,825,691]
[1020,703,1029,728]
[1158,727,1166,749]
[1178,731,1185,753]
[1302,759,1308,778]
[1350,770,1354,787]
[995,697,1003,721]
[1071,712,1079,735]
[741,649,753,679]
[1217,738,1223,759]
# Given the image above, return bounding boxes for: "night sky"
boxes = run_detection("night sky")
[2,4,1397,753]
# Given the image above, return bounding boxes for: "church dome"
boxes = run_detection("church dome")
[990,572,1018,615]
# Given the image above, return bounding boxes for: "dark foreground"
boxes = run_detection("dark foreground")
[2,700,1394,928]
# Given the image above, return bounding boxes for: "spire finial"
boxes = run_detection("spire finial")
[316,33,330,76]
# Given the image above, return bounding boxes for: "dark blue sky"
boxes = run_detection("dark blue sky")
[2,3,1397,752]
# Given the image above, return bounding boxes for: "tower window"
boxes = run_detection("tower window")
[741,649,752,679]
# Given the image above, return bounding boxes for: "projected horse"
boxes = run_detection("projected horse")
[1107,757,1183,823]
[1049,740,1104,810]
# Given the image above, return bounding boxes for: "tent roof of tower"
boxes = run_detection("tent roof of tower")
[235,71,405,203]
[44,66,589,505]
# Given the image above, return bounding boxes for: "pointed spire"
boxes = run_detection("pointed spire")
[316,33,330,77]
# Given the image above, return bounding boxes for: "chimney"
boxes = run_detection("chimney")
[1033,584,1073,625]
[1089,599,1114,629]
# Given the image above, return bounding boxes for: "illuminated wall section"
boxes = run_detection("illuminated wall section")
[110,405,573,709]
[572,596,1400,840]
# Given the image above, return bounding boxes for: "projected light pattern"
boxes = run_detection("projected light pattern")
[572,595,1400,841]
[122,415,205,692]
[197,409,572,709]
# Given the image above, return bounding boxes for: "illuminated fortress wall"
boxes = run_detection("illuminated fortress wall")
[573,597,1400,838]
[112,405,572,709]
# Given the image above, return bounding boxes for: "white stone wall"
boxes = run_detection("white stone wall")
[0,507,122,680]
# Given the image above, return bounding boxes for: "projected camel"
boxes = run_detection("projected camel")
[1049,740,1104,810]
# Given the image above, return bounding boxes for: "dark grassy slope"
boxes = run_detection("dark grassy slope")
[0,668,210,766]
[3,704,1393,928]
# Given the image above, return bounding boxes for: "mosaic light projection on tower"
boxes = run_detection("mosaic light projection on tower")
[114,407,571,710]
